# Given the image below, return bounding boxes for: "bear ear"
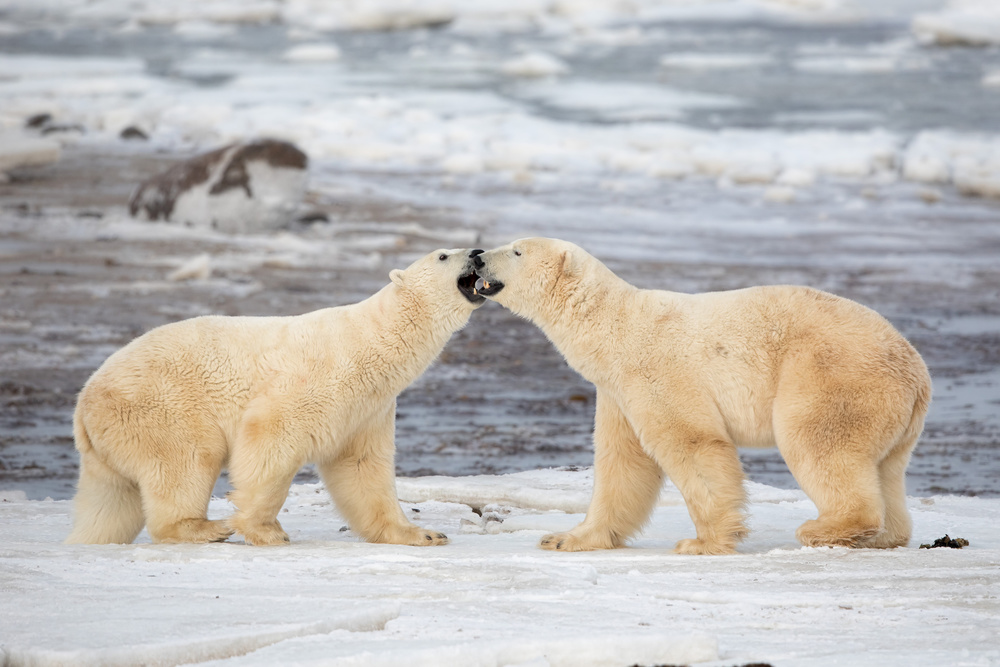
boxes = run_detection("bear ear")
[558,250,575,277]
[390,269,406,287]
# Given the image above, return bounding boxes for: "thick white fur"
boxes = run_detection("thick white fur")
[475,238,931,554]
[66,249,482,546]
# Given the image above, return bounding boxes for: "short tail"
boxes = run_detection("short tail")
[905,364,933,450]
[65,409,145,544]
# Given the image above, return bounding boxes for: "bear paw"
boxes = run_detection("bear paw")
[236,521,290,546]
[200,521,236,544]
[412,530,449,547]
[673,538,736,555]
[391,527,449,547]
[539,531,613,551]
[151,519,234,544]
[796,519,880,549]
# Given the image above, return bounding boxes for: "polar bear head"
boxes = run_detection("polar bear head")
[458,237,589,323]
[389,248,488,319]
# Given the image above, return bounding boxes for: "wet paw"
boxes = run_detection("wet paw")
[673,538,736,555]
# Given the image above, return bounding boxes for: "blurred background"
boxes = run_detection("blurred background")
[1,0,998,500]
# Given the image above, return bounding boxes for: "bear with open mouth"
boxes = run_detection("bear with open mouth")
[469,237,930,555]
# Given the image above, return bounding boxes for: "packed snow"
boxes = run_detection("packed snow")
[2,469,998,667]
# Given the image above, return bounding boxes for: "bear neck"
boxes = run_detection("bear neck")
[354,283,469,392]
[532,264,638,385]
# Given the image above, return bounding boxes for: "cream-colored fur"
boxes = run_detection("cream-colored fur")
[66,248,484,546]
[473,238,931,554]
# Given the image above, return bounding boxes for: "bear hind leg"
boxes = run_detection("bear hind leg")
[66,451,145,545]
[225,468,297,546]
[224,404,310,546]
[141,461,231,545]
[857,433,918,549]
[777,427,886,549]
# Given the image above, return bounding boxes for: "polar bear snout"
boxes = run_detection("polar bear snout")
[458,252,504,302]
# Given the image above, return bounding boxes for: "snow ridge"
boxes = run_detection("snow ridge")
[3,605,400,667]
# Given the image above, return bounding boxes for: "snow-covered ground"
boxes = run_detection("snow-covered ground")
[2,469,998,667]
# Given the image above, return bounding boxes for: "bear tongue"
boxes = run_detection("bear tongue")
[474,277,486,292]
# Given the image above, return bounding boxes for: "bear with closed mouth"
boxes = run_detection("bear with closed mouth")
[464,237,931,554]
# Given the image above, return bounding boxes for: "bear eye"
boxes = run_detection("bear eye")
[514,250,522,257]
[438,253,448,261]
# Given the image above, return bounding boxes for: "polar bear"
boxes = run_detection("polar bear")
[67,248,487,546]
[462,238,931,554]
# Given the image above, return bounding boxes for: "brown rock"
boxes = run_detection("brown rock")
[128,139,309,233]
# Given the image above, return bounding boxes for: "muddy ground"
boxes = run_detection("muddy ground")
[1,144,998,500]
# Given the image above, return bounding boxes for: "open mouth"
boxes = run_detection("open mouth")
[457,270,504,303]
[457,270,484,304]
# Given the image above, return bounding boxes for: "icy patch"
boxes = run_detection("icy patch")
[441,153,485,174]
[0,131,61,172]
[394,471,800,515]
[281,0,455,31]
[283,43,342,62]
[500,52,570,78]
[396,468,602,514]
[168,253,213,281]
[135,3,281,26]
[794,56,899,73]
[513,81,744,122]
[172,20,238,39]
[659,52,774,69]
[903,130,1000,198]
[912,0,1000,46]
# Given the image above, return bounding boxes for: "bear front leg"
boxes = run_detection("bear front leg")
[319,404,447,546]
[540,391,663,552]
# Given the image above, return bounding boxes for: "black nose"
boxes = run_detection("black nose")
[473,256,484,268]
[469,249,484,257]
